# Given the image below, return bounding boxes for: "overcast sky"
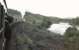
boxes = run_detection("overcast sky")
[1,0,79,18]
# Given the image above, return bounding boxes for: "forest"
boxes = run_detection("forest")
[0,8,79,50]
[7,9,79,50]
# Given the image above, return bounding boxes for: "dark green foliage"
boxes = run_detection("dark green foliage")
[71,17,79,26]
[64,27,79,50]
[11,22,64,50]
[4,9,79,50]
[24,12,52,29]
[1,8,79,50]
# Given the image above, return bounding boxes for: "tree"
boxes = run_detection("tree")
[72,17,79,26]
[64,27,79,50]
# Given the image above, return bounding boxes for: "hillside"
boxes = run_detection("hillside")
[4,9,64,50]
[11,22,64,50]
[1,8,79,50]
[8,9,23,22]
[23,11,79,50]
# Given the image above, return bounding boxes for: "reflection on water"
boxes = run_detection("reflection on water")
[47,23,72,35]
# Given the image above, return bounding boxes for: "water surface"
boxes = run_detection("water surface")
[48,23,71,35]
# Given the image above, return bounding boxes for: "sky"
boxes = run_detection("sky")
[1,0,79,18]
[1,0,79,34]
